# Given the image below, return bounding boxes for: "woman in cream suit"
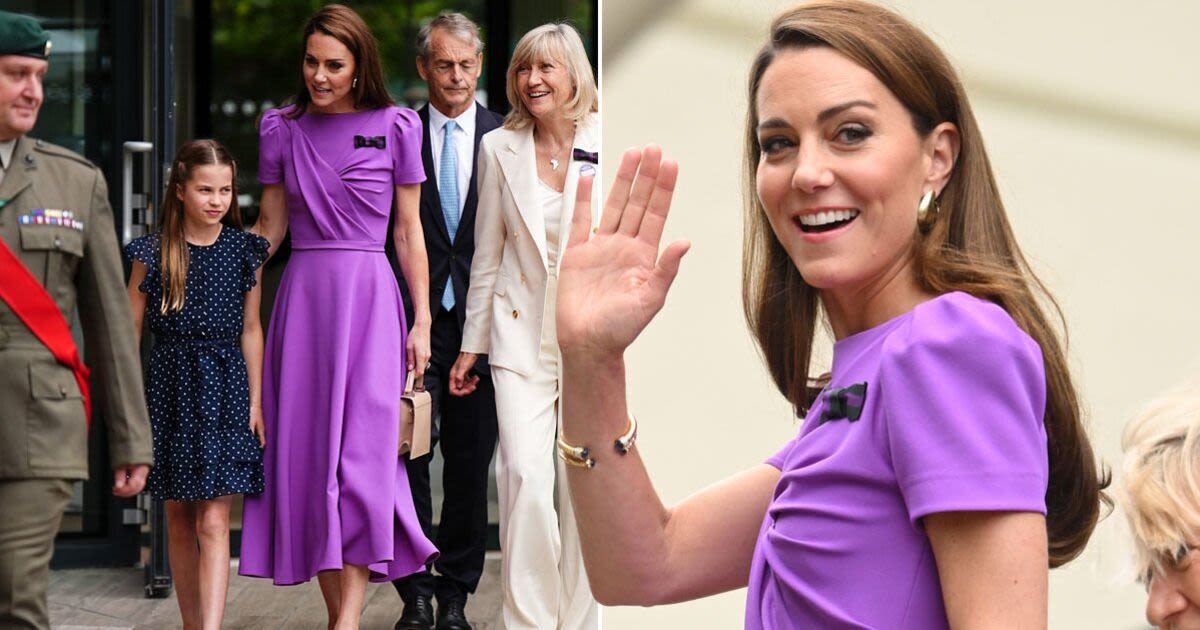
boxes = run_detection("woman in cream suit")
[448,22,601,630]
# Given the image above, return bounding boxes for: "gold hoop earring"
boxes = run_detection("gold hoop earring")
[917,189,940,231]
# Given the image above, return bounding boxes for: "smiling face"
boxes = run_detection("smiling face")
[0,55,47,140]
[418,28,481,119]
[303,33,356,113]
[1147,548,1200,630]
[176,164,233,231]
[515,54,572,121]
[753,46,955,299]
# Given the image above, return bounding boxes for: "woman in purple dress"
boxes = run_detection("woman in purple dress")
[554,1,1108,628]
[240,5,436,628]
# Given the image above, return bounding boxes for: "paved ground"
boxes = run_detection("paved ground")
[48,555,503,629]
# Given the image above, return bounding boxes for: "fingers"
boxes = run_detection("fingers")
[647,238,692,305]
[111,468,128,496]
[111,465,148,498]
[567,175,595,249]
[637,158,679,249]
[449,361,465,394]
[598,148,642,234]
[617,145,663,236]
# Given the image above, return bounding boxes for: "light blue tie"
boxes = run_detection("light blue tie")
[440,120,460,311]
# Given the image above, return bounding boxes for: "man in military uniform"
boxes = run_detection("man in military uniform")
[0,11,153,629]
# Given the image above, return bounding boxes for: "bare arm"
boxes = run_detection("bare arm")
[925,511,1048,629]
[392,183,431,377]
[558,147,776,605]
[242,271,266,447]
[125,261,148,345]
[564,350,778,604]
[252,184,288,259]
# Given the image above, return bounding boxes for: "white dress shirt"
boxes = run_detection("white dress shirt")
[428,102,477,215]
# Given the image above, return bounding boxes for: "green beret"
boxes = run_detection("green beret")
[0,10,51,60]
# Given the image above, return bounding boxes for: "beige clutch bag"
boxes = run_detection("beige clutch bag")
[400,371,431,458]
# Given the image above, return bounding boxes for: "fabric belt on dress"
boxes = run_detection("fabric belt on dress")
[290,239,384,252]
[155,335,239,347]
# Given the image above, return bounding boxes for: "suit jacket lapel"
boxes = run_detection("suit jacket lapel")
[457,103,497,242]
[460,105,485,228]
[419,105,451,245]
[495,126,547,267]
[0,137,34,205]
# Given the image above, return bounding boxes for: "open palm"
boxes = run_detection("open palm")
[557,146,690,357]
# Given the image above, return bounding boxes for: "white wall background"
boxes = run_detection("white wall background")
[600,0,1200,628]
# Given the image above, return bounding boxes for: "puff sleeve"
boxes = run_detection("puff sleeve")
[880,293,1049,524]
[390,106,426,185]
[123,233,160,295]
[258,108,287,185]
[240,232,271,292]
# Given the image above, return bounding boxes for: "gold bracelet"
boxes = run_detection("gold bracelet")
[557,415,638,469]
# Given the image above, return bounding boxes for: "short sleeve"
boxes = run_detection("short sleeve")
[390,106,426,185]
[767,438,798,470]
[881,293,1049,524]
[240,232,271,292]
[123,234,159,295]
[258,108,287,185]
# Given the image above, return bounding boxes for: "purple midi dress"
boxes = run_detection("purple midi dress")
[239,105,438,585]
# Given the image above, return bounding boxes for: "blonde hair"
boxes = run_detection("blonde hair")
[1122,382,1200,576]
[503,22,597,130]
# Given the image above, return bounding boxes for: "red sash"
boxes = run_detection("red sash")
[0,236,92,427]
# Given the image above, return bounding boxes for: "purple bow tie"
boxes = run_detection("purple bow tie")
[572,148,597,164]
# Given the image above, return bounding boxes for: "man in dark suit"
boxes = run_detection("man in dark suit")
[390,12,503,630]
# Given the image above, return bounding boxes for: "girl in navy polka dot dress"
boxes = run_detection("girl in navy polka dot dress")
[124,139,269,630]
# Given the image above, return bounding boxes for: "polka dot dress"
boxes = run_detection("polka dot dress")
[124,225,269,501]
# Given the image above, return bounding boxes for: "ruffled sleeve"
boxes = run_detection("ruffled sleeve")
[123,234,160,295]
[240,232,271,293]
[390,106,426,185]
[258,108,288,185]
[880,292,1049,525]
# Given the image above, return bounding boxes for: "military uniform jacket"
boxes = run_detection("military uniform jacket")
[0,136,152,480]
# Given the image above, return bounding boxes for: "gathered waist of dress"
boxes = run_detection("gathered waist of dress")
[290,239,385,253]
[154,334,240,347]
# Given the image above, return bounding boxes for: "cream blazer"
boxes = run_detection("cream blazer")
[459,112,600,377]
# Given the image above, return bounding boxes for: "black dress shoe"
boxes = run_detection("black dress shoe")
[435,598,471,630]
[395,595,435,630]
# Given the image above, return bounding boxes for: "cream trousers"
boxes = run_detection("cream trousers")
[491,273,599,630]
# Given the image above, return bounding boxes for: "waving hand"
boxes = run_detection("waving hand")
[557,146,690,357]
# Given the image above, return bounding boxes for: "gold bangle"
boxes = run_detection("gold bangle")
[557,415,637,469]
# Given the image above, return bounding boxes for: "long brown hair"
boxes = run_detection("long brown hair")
[157,139,241,314]
[740,0,1109,567]
[286,4,393,118]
